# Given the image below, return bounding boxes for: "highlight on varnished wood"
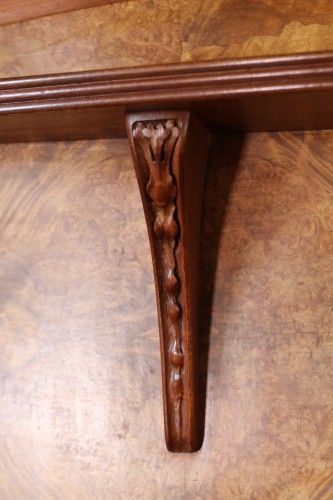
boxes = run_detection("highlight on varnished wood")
[0,51,332,111]
[126,111,210,451]
[0,51,332,142]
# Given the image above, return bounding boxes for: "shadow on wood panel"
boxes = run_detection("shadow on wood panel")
[197,133,246,446]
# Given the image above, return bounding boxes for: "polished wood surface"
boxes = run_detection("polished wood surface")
[0,52,332,142]
[181,0,333,62]
[0,0,126,27]
[1,131,333,495]
[0,49,330,457]
[127,112,210,451]
[0,0,332,78]
[0,51,329,456]
[1,0,333,492]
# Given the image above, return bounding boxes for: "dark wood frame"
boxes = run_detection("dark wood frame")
[2,51,332,452]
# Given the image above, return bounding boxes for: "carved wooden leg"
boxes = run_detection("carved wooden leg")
[126,111,210,452]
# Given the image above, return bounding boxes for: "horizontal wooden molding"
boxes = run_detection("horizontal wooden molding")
[0,51,332,142]
[1,52,332,109]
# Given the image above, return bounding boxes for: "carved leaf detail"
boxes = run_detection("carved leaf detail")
[133,119,184,438]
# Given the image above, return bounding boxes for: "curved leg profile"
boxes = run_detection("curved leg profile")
[126,111,210,452]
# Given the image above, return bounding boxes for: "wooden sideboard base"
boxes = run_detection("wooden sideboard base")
[127,112,210,452]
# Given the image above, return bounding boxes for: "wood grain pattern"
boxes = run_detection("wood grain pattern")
[0,0,126,27]
[0,0,333,492]
[181,0,333,62]
[0,0,332,78]
[1,131,333,496]
[0,1,182,78]
[198,130,333,498]
[127,112,210,451]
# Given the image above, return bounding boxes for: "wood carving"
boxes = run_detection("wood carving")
[134,120,184,439]
[126,112,210,452]
[1,50,333,456]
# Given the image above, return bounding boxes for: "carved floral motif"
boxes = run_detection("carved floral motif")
[133,120,184,437]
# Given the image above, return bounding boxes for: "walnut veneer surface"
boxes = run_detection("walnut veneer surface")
[1,132,333,498]
[0,0,332,77]
[0,0,126,27]
[1,0,333,496]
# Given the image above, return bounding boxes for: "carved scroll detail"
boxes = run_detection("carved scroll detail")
[133,120,184,437]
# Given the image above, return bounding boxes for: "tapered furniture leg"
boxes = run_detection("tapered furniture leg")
[126,111,210,452]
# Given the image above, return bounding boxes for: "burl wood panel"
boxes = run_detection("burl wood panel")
[0,0,126,27]
[181,0,333,62]
[1,131,333,497]
[0,0,332,77]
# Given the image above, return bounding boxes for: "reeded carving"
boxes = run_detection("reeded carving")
[133,120,185,436]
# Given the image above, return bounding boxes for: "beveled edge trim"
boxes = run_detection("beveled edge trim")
[0,51,332,114]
